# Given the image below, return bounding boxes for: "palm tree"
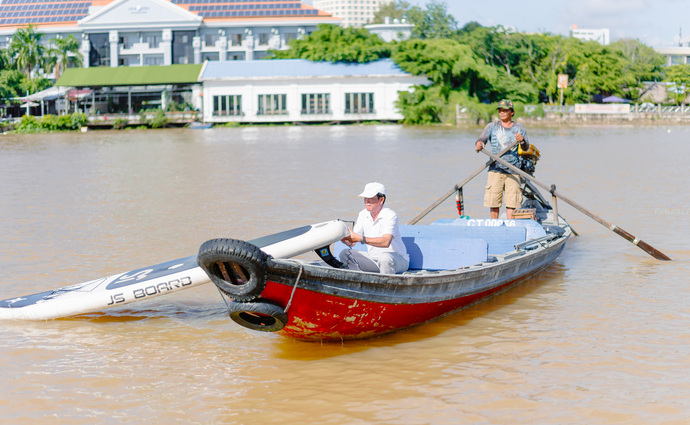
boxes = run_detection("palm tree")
[0,49,10,71]
[9,25,45,79]
[50,35,83,80]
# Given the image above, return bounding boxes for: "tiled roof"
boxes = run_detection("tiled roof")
[171,0,323,19]
[0,0,331,29]
[0,0,91,27]
[56,63,203,86]
[199,59,409,80]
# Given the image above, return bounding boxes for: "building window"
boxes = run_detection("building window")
[143,32,161,49]
[119,55,139,66]
[258,33,269,46]
[344,92,374,114]
[231,33,243,47]
[213,95,242,116]
[89,33,110,67]
[201,52,219,61]
[173,30,195,65]
[119,34,137,49]
[205,34,218,47]
[257,94,287,115]
[144,55,164,66]
[301,93,330,114]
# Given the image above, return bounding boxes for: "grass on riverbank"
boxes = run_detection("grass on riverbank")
[4,109,174,134]
[9,112,89,133]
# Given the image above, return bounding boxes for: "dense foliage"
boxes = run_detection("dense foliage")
[0,25,82,101]
[271,1,669,124]
[372,0,458,39]
[0,3,676,127]
[271,24,390,63]
[12,112,87,133]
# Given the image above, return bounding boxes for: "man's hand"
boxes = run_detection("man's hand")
[475,141,485,152]
[341,228,359,247]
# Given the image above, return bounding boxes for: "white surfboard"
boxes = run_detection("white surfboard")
[0,220,349,320]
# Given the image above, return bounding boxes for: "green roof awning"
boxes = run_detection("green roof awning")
[56,64,203,87]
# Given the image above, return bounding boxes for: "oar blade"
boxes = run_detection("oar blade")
[636,239,673,261]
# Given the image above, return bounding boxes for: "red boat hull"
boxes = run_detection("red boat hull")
[260,275,525,341]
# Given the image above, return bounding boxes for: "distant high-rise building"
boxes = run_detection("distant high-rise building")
[313,0,393,27]
[570,26,610,45]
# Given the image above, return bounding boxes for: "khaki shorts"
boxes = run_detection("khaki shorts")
[484,171,522,209]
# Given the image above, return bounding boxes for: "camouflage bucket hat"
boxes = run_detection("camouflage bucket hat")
[497,99,514,111]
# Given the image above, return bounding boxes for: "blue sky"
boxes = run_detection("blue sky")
[306,0,690,47]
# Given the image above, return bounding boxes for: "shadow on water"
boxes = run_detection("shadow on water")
[57,300,230,323]
[272,260,569,361]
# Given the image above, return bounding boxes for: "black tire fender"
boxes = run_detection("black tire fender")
[197,238,269,302]
[227,299,288,332]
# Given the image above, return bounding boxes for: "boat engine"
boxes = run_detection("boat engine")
[518,143,540,175]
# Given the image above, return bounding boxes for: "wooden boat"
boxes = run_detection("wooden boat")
[197,181,572,341]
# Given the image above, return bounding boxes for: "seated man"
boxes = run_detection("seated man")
[339,182,409,274]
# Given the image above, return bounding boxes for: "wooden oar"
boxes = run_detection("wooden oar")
[407,140,520,225]
[480,148,672,261]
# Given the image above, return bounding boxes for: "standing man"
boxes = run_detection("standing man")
[475,99,530,219]
[339,182,409,274]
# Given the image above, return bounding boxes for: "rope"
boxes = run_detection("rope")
[284,260,303,313]
[215,285,230,308]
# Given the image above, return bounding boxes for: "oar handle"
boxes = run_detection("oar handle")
[479,148,672,261]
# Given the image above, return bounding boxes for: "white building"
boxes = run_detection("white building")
[199,58,429,123]
[0,0,339,68]
[570,27,610,45]
[656,47,690,66]
[312,0,393,27]
[364,17,413,42]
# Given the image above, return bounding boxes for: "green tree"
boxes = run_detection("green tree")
[392,38,507,123]
[406,0,457,39]
[0,49,11,71]
[527,35,573,103]
[0,69,25,99]
[454,26,541,102]
[266,17,670,122]
[392,38,493,94]
[268,24,390,62]
[396,84,445,124]
[566,42,636,102]
[9,25,46,78]
[371,0,410,23]
[48,35,83,80]
[372,0,457,39]
[21,76,52,95]
[456,21,483,36]
[610,38,665,101]
[457,26,649,104]
[611,38,665,83]
[663,64,690,104]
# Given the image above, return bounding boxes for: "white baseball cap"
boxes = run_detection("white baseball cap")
[358,182,386,198]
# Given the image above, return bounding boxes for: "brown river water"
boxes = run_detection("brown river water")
[0,124,688,424]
